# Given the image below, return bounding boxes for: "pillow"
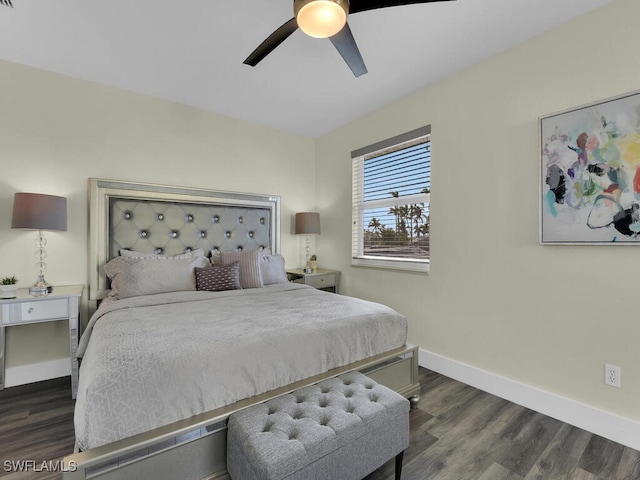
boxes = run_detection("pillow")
[120,248,205,259]
[218,250,263,289]
[195,263,241,292]
[260,254,288,285]
[103,255,209,299]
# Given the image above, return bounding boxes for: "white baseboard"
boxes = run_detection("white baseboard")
[419,349,640,451]
[5,358,70,388]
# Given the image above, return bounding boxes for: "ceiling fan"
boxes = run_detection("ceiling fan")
[244,0,455,77]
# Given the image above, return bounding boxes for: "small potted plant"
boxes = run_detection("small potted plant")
[0,275,18,298]
[308,255,318,272]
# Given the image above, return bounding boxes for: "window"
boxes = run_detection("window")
[351,125,430,273]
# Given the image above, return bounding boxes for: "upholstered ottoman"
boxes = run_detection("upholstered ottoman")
[226,371,410,480]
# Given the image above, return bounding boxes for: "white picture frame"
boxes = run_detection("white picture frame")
[540,90,640,244]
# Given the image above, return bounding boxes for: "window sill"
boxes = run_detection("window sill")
[351,257,429,274]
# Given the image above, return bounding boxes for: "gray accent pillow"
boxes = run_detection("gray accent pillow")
[195,263,242,291]
[103,255,209,299]
[260,254,288,285]
[218,250,263,289]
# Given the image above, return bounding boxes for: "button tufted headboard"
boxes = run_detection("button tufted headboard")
[88,179,281,300]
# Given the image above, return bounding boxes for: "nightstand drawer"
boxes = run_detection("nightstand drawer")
[1,298,69,324]
[305,273,337,289]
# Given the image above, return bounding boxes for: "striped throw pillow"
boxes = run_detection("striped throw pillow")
[218,250,263,289]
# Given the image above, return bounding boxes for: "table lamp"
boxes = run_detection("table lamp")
[295,212,320,273]
[11,192,67,295]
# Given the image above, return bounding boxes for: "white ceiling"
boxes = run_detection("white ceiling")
[0,0,613,137]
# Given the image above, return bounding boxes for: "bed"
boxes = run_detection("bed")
[63,179,420,480]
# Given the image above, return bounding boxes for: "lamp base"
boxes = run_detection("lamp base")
[29,274,52,296]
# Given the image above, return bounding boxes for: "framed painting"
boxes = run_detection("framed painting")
[540,90,640,244]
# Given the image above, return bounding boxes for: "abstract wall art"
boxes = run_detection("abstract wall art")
[540,90,640,244]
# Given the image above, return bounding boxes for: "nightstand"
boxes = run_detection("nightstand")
[287,268,341,294]
[0,285,83,398]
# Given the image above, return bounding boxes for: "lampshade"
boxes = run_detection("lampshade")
[295,212,321,235]
[11,193,67,231]
[294,0,348,38]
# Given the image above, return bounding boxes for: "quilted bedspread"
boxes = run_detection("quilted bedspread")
[74,283,407,450]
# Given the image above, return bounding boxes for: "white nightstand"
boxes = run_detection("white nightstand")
[286,268,341,294]
[0,285,83,398]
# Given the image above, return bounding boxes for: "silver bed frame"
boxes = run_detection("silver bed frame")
[63,179,420,480]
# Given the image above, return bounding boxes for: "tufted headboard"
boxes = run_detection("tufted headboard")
[88,179,281,300]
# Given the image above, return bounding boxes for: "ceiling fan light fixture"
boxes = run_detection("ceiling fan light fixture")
[295,0,349,39]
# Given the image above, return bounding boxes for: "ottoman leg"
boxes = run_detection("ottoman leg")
[395,450,405,480]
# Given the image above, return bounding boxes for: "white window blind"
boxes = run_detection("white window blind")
[351,126,430,272]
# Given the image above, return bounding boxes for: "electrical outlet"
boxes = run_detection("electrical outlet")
[605,363,621,388]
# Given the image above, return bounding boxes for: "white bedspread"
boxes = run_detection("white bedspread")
[74,283,407,450]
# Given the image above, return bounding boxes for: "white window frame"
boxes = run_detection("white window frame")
[351,125,430,273]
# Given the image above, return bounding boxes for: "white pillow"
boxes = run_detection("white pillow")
[103,255,209,299]
[260,254,288,285]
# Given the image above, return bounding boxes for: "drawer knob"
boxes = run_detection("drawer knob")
[320,279,325,282]
[27,307,34,314]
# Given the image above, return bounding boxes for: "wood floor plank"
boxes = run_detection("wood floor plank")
[497,412,565,477]
[422,384,507,439]
[579,435,626,478]
[488,401,531,437]
[570,467,604,480]
[427,427,511,480]
[479,462,525,480]
[615,447,640,480]
[523,423,592,480]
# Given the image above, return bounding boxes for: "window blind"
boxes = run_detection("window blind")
[352,127,430,268]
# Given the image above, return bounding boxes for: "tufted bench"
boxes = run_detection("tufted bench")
[226,371,410,480]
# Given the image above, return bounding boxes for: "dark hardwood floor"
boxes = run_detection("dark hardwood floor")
[367,369,640,480]
[1,369,638,480]
[0,377,75,480]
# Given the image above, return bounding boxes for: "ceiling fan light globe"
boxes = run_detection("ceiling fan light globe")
[295,0,349,39]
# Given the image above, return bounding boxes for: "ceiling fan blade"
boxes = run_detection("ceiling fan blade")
[329,23,368,77]
[244,18,299,67]
[350,0,455,15]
